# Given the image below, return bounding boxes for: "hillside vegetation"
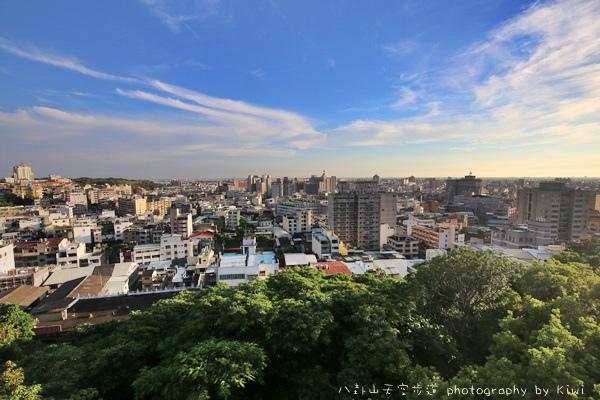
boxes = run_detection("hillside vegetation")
[1,246,599,399]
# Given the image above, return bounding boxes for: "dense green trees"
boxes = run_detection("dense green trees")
[8,246,600,398]
[71,178,163,191]
[0,361,41,400]
[0,304,39,399]
[409,248,520,368]
[556,239,600,271]
[436,255,600,399]
[0,304,35,351]
[0,193,34,207]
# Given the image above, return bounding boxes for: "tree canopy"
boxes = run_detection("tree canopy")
[0,304,34,352]
[11,246,600,399]
[71,177,164,191]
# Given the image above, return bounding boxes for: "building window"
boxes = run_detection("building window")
[220,273,245,280]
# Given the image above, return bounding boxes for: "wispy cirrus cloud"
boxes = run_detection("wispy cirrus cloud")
[468,0,600,117]
[251,68,266,80]
[116,82,325,150]
[0,35,325,156]
[333,0,600,154]
[0,105,304,159]
[0,37,140,83]
[140,0,224,34]
[389,87,418,110]
[379,40,418,59]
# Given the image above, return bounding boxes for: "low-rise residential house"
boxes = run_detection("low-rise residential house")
[114,219,132,241]
[0,243,15,273]
[128,244,161,265]
[491,221,553,249]
[411,223,464,250]
[283,253,318,268]
[160,234,189,261]
[0,267,50,290]
[216,239,278,287]
[13,239,67,268]
[383,235,420,259]
[56,242,86,268]
[311,261,352,276]
[141,269,158,290]
[283,210,313,235]
[311,227,340,259]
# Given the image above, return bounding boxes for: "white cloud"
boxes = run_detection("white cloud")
[140,80,325,148]
[389,87,418,110]
[0,37,139,83]
[140,0,223,34]
[251,68,266,80]
[469,0,600,117]
[332,0,600,153]
[380,40,417,59]
[0,94,325,161]
[0,36,325,155]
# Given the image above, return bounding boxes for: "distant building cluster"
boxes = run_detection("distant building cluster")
[0,162,599,333]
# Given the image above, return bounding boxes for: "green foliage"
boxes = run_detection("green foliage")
[560,239,600,270]
[134,340,267,400]
[235,217,252,237]
[222,235,241,249]
[72,177,164,191]
[21,344,87,398]
[65,388,103,400]
[0,304,34,356]
[410,247,519,368]
[14,248,600,399]
[0,361,41,400]
[516,259,600,303]
[256,234,275,248]
[0,193,34,207]
[103,242,131,264]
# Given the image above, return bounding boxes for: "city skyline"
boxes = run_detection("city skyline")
[1,0,599,178]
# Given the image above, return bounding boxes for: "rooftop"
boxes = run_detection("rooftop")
[30,277,86,315]
[0,285,47,309]
[311,261,352,276]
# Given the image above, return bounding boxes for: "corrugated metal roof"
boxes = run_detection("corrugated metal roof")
[43,266,96,287]
[0,286,47,308]
[30,277,85,314]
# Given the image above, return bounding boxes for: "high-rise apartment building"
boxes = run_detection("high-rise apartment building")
[328,186,397,251]
[590,193,600,212]
[305,171,337,194]
[271,178,283,199]
[246,174,271,194]
[283,210,313,234]
[13,162,34,183]
[225,207,241,231]
[146,198,173,217]
[445,173,482,203]
[283,177,294,196]
[170,208,193,239]
[516,181,592,242]
[247,175,256,193]
[119,197,147,216]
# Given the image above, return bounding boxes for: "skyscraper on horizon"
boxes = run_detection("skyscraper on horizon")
[13,162,34,183]
[445,173,482,203]
[516,180,592,242]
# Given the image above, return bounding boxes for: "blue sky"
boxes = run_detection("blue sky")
[0,0,598,179]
